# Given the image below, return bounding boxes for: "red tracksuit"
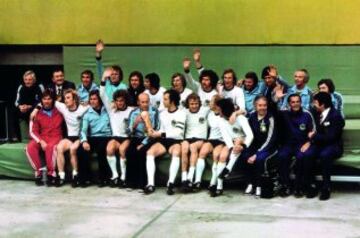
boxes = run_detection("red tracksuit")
[26,108,64,177]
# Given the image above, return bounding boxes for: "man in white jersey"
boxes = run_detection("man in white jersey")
[180,93,210,192]
[171,72,192,109]
[100,69,134,188]
[144,73,166,111]
[216,98,254,195]
[144,89,186,195]
[183,57,218,107]
[54,89,90,187]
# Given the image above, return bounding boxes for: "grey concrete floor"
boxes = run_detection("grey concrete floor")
[0,180,359,238]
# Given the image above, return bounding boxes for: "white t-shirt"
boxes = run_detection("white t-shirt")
[145,87,166,111]
[159,108,186,140]
[219,85,246,112]
[179,88,193,109]
[207,111,223,141]
[219,115,254,149]
[55,102,89,137]
[184,106,210,139]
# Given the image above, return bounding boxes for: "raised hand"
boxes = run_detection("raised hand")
[193,48,202,69]
[183,57,191,71]
[95,39,105,57]
[274,82,285,100]
[101,67,113,82]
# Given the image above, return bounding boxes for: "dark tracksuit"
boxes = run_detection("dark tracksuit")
[312,107,345,190]
[278,109,317,189]
[239,112,277,186]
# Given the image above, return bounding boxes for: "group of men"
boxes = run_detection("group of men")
[17,42,345,201]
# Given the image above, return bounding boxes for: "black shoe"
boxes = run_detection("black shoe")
[71,175,80,188]
[46,176,56,187]
[57,178,66,187]
[209,185,217,197]
[181,181,191,193]
[98,180,108,188]
[319,188,331,201]
[143,185,155,195]
[294,188,303,198]
[166,183,175,195]
[279,185,292,198]
[305,185,318,199]
[35,176,44,186]
[118,179,127,189]
[218,168,230,179]
[193,182,201,192]
[215,189,223,197]
[79,180,89,188]
[109,177,119,188]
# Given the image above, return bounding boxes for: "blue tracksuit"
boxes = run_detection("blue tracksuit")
[331,92,344,118]
[77,82,99,103]
[263,76,289,114]
[278,108,317,188]
[281,85,313,111]
[80,106,112,142]
[242,82,266,114]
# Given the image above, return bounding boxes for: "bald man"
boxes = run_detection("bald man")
[126,93,160,189]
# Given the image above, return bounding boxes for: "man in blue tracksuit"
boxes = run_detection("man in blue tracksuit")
[278,93,317,198]
[242,71,265,114]
[77,70,98,104]
[239,96,277,197]
[311,92,345,200]
[78,90,112,187]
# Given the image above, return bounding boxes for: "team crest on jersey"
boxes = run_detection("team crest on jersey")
[260,121,267,133]
[199,117,205,123]
[124,118,129,126]
[299,123,306,131]
[204,100,210,106]
[171,120,177,127]
[233,127,240,133]
[156,101,161,107]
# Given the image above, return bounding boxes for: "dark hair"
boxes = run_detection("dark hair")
[164,89,180,106]
[254,95,268,104]
[81,70,94,81]
[244,71,259,86]
[89,89,103,106]
[199,69,219,89]
[222,68,237,85]
[313,92,333,109]
[171,72,187,88]
[261,66,271,79]
[52,68,64,76]
[216,98,235,119]
[41,89,56,107]
[287,93,302,103]
[111,65,123,82]
[296,68,310,83]
[113,89,130,105]
[185,93,201,109]
[317,78,335,93]
[128,71,144,88]
[145,73,161,90]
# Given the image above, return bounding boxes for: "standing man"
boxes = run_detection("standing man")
[77,70,98,104]
[311,92,345,200]
[171,72,192,109]
[242,71,265,114]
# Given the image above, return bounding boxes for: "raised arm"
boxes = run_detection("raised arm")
[95,39,105,81]
[183,57,200,92]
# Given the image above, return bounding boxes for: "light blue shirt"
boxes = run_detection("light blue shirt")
[281,85,313,111]
[80,106,112,142]
[77,82,99,103]
[243,82,266,114]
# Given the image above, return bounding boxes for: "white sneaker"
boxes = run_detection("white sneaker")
[245,184,253,195]
[255,186,261,197]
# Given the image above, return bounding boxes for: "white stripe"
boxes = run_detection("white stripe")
[51,145,58,177]
[14,85,22,107]
[259,116,274,152]
[29,121,41,143]
[304,109,316,133]
[25,145,38,176]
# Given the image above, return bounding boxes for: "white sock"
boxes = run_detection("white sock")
[226,153,240,172]
[146,155,155,186]
[120,158,126,181]
[107,155,118,179]
[187,166,195,182]
[72,170,78,178]
[168,156,180,185]
[210,162,218,186]
[181,171,188,182]
[195,158,205,183]
[58,171,65,180]
[217,162,226,190]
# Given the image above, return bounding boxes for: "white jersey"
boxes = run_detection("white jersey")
[185,106,210,139]
[55,101,89,137]
[159,108,186,140]
[219,85,246,112]
[184,71,217,107]
[99,84,133,137]
[179,88,193,109]
[219,115,254,149]
[207,111,223,141]
[145,87,166,111]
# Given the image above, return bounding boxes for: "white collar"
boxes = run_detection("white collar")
[321,108,331,123]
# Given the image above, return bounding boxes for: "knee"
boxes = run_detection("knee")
[106,144,115,156]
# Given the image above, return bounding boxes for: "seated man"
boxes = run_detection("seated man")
[26,89,64,186]
[240,96,277,198]
[242,71,265,114]
[216,98,254,196]
[311,92,345,200]
[127,71,145,107]
[180,93,210,192]
[144,72,166,111]
[14,70,44,141]
[317,79,344,118]
[100,69,134,188]
[78,90,112,187]
[278,94,317,198]
[144,89,186,195]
